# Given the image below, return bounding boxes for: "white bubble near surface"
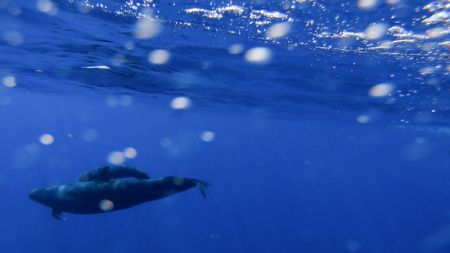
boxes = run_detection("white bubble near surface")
[358,0,378,10]
[356,115,371,124]
[107,151,125,165]
[369,83,394,97]
[39,134,54,145]
[266,22,291,39]
[99,199,114,211]
[386,0,401,4]
[36,0,58,15]
[148,49,171,65]
[228,44,244,54]
[170,96,191,110]
[4,31,23,46]
[123,147,138,159]
[201,131,215,142]
[3,76,16,88]
[364,23,387,40]
[245,47,272,64]
[134,17,161,39]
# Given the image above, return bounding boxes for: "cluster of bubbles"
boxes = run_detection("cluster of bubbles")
[158,130,215,159]
[0,0,51,47]
[61,0,447,71]
[1,0,446,129]
[160,130,216,148]
[355,82,396,124]
[10,132,56,169]
[107,147,138,165]
[126,6,280,114]
[1,0,447,61]
[105,95,133,108]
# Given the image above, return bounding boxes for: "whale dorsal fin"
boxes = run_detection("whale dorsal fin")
[108,166,150,180]
[79,166,150,182]
[79,166,110,182]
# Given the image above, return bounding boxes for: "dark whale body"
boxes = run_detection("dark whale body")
[29,176,209,219]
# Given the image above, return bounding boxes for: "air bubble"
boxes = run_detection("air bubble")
[170,97,191,110]
[228,44,244,54]
[368,83,394,97]
[266,22,291,39]
[364,23,387,40]
[39,134,54,145]
[148,49,171,65]
[36,0,58,15]
[201,131,215,142]
[134,17,161,39]
[99,199,114,211]
[123,147,137,159]
[358,0,378,10]
[245,47,272,64]
[2,76,16,88]
[107,151,125,165]
[356,115,371,124]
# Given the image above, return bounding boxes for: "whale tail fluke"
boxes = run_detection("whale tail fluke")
[195,180,210,198]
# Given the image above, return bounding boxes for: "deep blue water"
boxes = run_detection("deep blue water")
[1,0,449,252]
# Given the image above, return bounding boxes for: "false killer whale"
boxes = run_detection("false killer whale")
[29,166,209,220]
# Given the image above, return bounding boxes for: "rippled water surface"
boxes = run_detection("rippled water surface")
[2,0,449,120]
[0,0,449,252]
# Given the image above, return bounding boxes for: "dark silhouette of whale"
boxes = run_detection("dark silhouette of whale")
[29,166,209,220]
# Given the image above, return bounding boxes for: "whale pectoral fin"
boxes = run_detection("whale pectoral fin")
[52,209,65,221]
[196,180,210,198]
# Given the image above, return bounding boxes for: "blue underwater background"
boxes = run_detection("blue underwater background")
[0,0,450,252]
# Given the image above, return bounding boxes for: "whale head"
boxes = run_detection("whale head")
[29,188,46,202]
[29,187,56,207]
